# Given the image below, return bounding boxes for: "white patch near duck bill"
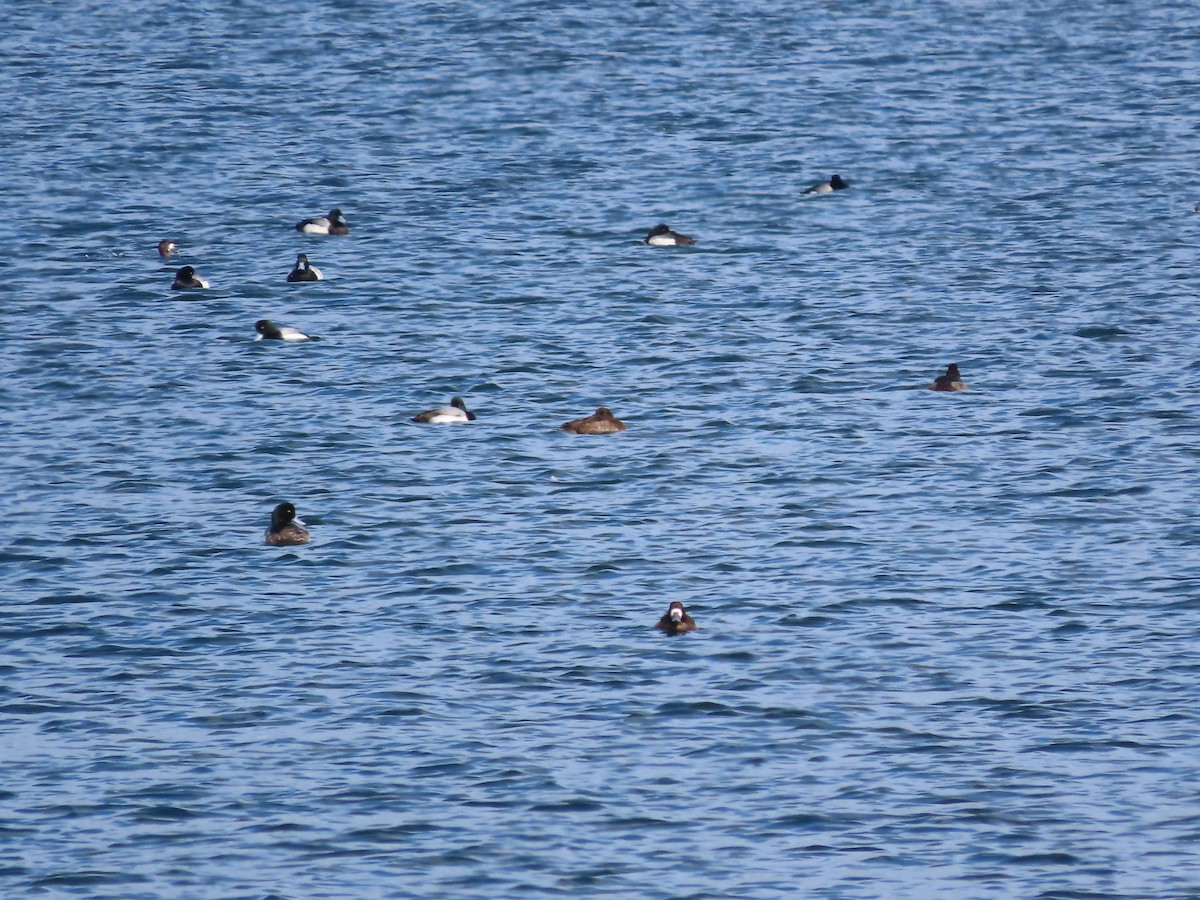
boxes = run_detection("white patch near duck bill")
[670,609,683,622]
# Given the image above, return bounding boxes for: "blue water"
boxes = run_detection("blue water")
[4,1,1200,897]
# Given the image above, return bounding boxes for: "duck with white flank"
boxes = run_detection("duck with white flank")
[286,253,323,282]
[412,396,476,424]
[644,224,696,246]
[295,208,348,235]
[255,319,320,342]
[171,266,209,290]
[802,174,849,196]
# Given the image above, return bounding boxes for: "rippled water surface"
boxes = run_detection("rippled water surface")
[4,1,1200,897]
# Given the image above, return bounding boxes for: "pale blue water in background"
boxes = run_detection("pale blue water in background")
[3,1,1200,897]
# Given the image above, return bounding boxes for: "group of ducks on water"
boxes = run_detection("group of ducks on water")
[405,398,629,431]
[170,252,322,289]
[263,500,698,634]
[163,174,851,283]
[643,175,851,247]
[163,208,347,289]
[163,179,959,635]
[160,182,965,398]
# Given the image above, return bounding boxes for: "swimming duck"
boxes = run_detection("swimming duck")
[411,396,476,424]
[929,363,967,391]
[255,319,320,342]
[644,224,696,246]
[802,174,849,196]
[295,208,349,235]
[157,239,177,258]
[286,253,323,282]
[170,265,209,290]
[264,502,310,546]
[655,601,697,635]
[560,407,626,434]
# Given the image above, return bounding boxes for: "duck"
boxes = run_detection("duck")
[264,502,310,546]
[412,396,476,424]
[295,208,349,235]
[802,173,849,196]
[655,601,697,635]
[170,265,209,290]
[286,253,323,282]
[560,407,626,434]
[255,319,320,342]
[644,224,696,246]
[929,363,967,391]
[157,239,177,258]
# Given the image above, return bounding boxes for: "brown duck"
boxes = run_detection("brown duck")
[929,364,967,392]
[655,601,697,636]
[560,407,626,434]
[264,502,311,546]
